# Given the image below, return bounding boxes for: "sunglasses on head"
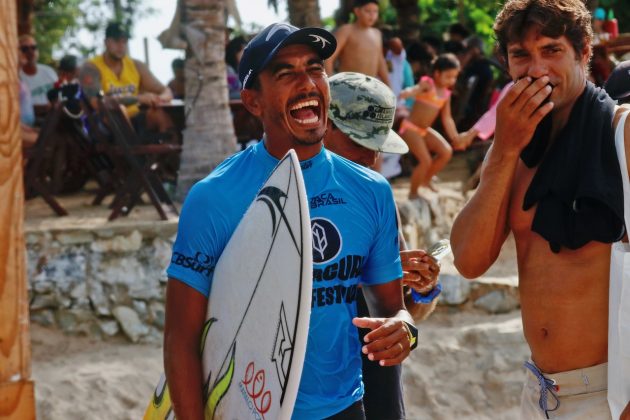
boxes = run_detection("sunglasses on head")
[20,45,37,53]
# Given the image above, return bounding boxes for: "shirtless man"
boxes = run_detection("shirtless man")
[451,0,630,418]
[324,0,390,86]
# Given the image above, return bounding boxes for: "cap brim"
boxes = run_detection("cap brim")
[337,123,409,154]
[257,27,337,77]
[604,64,630,100]
[379,130,409,154]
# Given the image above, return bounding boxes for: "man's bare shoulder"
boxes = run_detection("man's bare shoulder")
[334,23,353,35]
[132,58,149,72]
[614,104,630,130]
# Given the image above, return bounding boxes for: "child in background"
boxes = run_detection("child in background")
[399,53,476,197]
[325,0,390,86]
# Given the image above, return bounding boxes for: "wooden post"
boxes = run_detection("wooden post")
[0,0,36,419]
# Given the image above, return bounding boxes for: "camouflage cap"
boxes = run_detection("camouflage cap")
[328,72,409,154]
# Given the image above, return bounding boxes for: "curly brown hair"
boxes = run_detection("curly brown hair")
[494,0,593,64]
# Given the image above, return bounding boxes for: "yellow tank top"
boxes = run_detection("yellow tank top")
[90,54,141,116]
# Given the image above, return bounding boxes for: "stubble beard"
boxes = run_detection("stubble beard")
[293,126,327,146]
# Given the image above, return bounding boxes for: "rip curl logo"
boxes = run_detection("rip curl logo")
[309,34,330,49]
[311,218,342,264]
[362,104,394,123]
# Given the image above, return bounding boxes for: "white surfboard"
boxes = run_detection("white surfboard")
[145,149,312,420]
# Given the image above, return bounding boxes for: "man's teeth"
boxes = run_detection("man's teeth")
[289,100,319,111]
[295,116,319,124]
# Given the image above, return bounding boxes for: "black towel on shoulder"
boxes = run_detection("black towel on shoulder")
[521,81,624,253]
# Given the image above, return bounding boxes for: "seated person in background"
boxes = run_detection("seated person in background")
[79,22,174,136]
[458,36,494,126]
[225,36,247,99]
[20,78,38,149]
[48,55,80,103]
[18,34,57,113]
[386,37,415,110]
[324,71,441,420]
[57,55,79,84]
[398,53,476,197]
[382,36,415,179]
[447,23,470,43]
[167,58,185,99]
[18,48,38,149]
[406,40,436,82]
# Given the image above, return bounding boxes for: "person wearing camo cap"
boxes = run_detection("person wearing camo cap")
[324,72,442,420]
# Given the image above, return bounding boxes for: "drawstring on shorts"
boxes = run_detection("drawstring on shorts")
[524,361,560,419]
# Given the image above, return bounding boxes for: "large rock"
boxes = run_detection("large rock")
[91,230,143,253]
[474,290,519,314]
[88,281,111,316]
[112,306,149,343]
[56,309,95,335]
[440,274,472,305]
[397,198,434,249]
[149,301,166,329]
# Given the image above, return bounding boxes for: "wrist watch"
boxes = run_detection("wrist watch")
[403,321,418,351]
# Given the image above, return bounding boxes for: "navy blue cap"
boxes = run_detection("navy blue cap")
[238,23,336,89]
[604,60,630,101]
[105,22,130,40]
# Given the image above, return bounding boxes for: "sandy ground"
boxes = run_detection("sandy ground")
[31,310,528,420]
[31,231,528,420]
[30,155,530,419]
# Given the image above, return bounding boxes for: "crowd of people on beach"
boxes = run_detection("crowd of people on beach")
[17,0,630,419]
[159,0,630,419]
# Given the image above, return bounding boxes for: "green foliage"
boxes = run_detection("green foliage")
[381,0,503,54]
[32,0,154,66]
[33,0,82,64]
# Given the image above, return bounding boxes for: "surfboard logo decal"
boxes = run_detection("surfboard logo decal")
[257,186,301,255]
[206,343,236,419]
[271,302,293,392]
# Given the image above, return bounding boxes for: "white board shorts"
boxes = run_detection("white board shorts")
[520,360,611,419]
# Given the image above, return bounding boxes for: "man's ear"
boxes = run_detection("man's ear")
[240,88,262,118]
[581,43,592,66]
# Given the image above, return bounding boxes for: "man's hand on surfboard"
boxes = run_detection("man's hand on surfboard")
[352,317,413,366]
[400,249,439,294]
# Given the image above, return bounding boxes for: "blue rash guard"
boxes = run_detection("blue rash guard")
[167,140,402,419]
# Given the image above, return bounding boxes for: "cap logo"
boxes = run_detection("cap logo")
[309,34,330,49]
[266,23,294,41]
[243,69,253,88]
[362,105,394,123]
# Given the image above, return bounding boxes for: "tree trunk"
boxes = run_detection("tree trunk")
[0,0,36,418]
[176,0,237,201]
[288,0,321,28]
[390,0,420,44]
